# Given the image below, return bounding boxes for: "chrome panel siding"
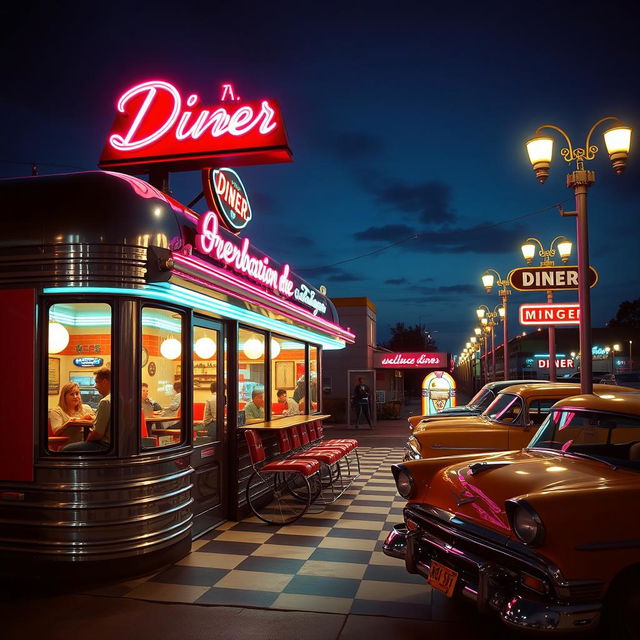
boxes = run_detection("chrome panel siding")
[0,244,149,288]
[0,455,194,560]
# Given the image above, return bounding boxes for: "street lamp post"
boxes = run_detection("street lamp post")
[605,344,621,374]
[525,117,632,394]
[477,304,502,382]
[482,270,512,380]
[521,236,572,382]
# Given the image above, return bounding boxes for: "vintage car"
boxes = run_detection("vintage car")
[407,379,551,430]
[384,391,640,637]
[405,382,630,461]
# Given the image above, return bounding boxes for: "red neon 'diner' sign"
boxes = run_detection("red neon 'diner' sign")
[374,352,447,369]
[99,80,292,173]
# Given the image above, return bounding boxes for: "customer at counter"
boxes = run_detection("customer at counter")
[162,381,182,427]
[49,382,96,444]
[244,388,265,423]
[63,367,111,451]
[276,388,299,416]
[203,380,217,439]
[141,382,162,417]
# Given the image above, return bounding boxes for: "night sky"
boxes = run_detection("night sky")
[2,1,639,354]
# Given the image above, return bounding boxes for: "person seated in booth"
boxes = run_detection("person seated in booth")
[244,387,265,423]
[63,367,111,452]
[203,380,217,439]
[49,382,96,444]
[277,388,300,416]
[161,380,182,427]
[141,382,162,417]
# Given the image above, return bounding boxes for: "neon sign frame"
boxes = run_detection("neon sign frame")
[99,80,292,173]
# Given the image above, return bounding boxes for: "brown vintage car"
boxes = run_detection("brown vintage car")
[384,390,640,637]
[405,382,631,461]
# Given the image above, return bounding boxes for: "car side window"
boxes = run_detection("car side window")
[527,398,556,427]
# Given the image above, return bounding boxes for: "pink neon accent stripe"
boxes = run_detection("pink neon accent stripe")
[173,267,351,342]
[172,253,354,341]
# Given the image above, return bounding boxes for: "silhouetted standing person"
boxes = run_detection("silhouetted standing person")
[353,377,372,428]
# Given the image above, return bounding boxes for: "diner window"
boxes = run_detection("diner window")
[270,336,305,420]
[141,307,184,449]
[308,345,319,413]
[47,302,112,453]
[239,328,266,424]
[193,325,221,444]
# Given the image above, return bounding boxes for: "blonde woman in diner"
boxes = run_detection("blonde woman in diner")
[49,382,96,444]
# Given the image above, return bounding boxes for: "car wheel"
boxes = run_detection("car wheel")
[604,571,640,640]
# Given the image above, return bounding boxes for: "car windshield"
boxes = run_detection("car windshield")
[468,387,495,410]
[528,409,640,469]
[483,393,523,425]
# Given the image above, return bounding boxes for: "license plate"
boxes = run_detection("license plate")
[428,560,458,597]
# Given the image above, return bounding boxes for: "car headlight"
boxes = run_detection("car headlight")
[391,464,414,499]
[507,500,545,546]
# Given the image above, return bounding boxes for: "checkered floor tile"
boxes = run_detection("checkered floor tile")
[86,448,436,619]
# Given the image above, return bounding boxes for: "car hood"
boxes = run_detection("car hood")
[419,449,631,537]
[413,414,488,434]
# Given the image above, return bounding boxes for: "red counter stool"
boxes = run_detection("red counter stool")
[278,428,345,501]
[244,429,320,525]
[316,422,360,478]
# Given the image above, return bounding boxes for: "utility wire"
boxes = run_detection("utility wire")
[298,197,573,272]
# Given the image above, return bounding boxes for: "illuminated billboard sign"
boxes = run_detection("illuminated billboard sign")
[202,167,252,233]
[519,303,580,325]
[374,352,447,369]
[509,265,598,291]
[99,81,292,173]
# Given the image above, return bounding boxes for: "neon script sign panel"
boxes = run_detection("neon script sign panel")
[203,167,252,233]
[374,352,447,369]
[99,81,292,172]
[196,212,294,297]
[194,212,330,319]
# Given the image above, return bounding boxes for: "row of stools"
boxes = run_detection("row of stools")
[244,422,359,525]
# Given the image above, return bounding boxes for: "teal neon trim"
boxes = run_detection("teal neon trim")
[43,284,346,350]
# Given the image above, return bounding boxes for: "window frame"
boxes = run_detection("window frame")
[43,296,116,456]
[139,302,188,451]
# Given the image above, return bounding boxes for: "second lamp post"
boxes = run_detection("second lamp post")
[482,269,511,380]
[521,235,572,382]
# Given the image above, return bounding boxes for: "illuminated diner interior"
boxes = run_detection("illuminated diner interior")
[46,300,322,452]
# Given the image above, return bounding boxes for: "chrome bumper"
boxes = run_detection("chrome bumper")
[383,524,601,633]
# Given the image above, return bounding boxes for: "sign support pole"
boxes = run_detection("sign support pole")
[547,289,556,382]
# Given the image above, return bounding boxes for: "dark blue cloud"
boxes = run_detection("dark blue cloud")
[384,278,407,285]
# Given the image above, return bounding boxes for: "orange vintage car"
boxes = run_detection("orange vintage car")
[407,379,552,430]
[384,390,640,637]
[405,382,630,461]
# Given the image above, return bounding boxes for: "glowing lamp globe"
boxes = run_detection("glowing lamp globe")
[476,307,485,319]
[557,240,572,262]
[194,337,216,359]
[48,322,70,354]
[160,338,182,360]
[526,136,553,183]
[243,337,264,360]
[521,242,537,264]
[603,126,632,174]
[270,339,281,359]
[481,272,494,292]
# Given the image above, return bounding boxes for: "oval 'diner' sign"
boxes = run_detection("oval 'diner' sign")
[203,167,252,233]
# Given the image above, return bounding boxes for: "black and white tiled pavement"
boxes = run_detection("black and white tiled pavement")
[88,447,438,620]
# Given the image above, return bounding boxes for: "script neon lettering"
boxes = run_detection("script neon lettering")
[110,80,182,151]
[109,81,279,151]
[196,212,294,297]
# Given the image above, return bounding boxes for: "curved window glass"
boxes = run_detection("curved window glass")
[141,307,184,448]
[47,302,112,453]
[270,336,304,420]
[484,393,523,425]
[238,328,266,425]
[529,410,640,468]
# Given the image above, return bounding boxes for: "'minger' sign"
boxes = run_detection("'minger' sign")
[519,303,580,326]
